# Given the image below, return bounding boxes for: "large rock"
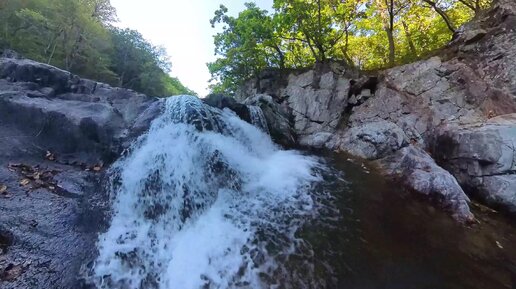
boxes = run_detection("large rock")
[375,146,474,222]
[0,57,160,163]
[285,69,350,146]
[326,120,474,222]
[203,93,251,124]
[433,114,516,213]
[0,56,160,289]
[236,0,516,220]
[328,120,408,159]
[239,62,359,147]
[244,94,297,147]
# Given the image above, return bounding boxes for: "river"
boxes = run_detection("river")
[89,95,516,289]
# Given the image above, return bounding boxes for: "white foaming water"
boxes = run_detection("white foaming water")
[92,96,323,289]
[248,105,269,134]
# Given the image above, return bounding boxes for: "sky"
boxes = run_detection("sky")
[110,0,274,96]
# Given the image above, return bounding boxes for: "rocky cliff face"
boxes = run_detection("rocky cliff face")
[0,55,161,288]
[237,0,516,222]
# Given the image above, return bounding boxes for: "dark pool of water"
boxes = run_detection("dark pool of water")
[297,154,516,289]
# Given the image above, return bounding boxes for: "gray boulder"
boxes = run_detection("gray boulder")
[285,69,350,146]
[327,120,473,222]
[203,93,251,124]
[328,120,408,159]
[433,114,516,213]
[376,146,474,222]
[0,58,159,163]
[0,56,159,289]
[244,94,297,147]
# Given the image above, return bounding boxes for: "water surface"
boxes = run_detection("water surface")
[305,153,516,289]
[91,96,516,289]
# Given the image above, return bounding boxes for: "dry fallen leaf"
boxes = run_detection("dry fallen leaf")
[19,179,31,186]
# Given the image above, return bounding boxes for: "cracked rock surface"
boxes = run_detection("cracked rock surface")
[238,0,516,220]
[0,56,160,288]
[433,114,516,213]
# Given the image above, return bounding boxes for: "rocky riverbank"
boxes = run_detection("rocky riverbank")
[0,0,515,287]
[235,0,516,222]
[0,53,162,288]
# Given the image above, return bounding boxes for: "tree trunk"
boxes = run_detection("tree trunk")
[423,0,456,33]
[316,0,326,62]
[47,40,58,64]
[385,27,395,66]
[302,28,319,61]
[342,28,355,67]
[380,0,395,66]
[457,0,477,13]
[316,42,327,62]
[273,45,285,69]
[402,21,417,57]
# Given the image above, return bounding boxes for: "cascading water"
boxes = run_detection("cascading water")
[247,105,269,134]
[91,95,325,289]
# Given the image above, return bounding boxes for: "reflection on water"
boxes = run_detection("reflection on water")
[303,153,516,289]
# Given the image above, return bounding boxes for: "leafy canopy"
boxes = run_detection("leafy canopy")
[0,0,194,97]
[209,0,486,94]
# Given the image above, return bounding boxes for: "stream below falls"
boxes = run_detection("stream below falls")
[88,95,516,289]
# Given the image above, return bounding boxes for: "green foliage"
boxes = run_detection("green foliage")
[209,0,489,94]
[109,28,194,96]
[208,3,284,94]
[0,0,193,97]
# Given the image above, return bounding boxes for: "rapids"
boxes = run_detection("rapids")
[92,95,325,289]
[89,95,516,289]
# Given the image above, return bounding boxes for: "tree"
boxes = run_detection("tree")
[421,0,456,33]
[329,0,365,66]
[209,3,285,93]
[274,0,346,62]
[207,0,491,94]
[0,0,193,96]
[110,28,194,96]
[456,0,490,15]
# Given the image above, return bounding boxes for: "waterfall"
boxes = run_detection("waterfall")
[91,95,324,289]
[247,105,269,134]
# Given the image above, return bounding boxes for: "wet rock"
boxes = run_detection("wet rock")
[235,0,516,219]
[238,62,357,147]
[244,94,297,147]
[0,227,13,254]
[204,93,251,123]
[324,120,472,221]
[0,56,158,289]
[376,146,474,222]
[0,57,157,163]
[476,175,516,213]
[328,120,408,159]
[1,49,22,59]
[123,100,164,146]
[432,114,516,214]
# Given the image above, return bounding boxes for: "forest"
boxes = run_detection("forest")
[0,0,195,97]
[209,0,491,94]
